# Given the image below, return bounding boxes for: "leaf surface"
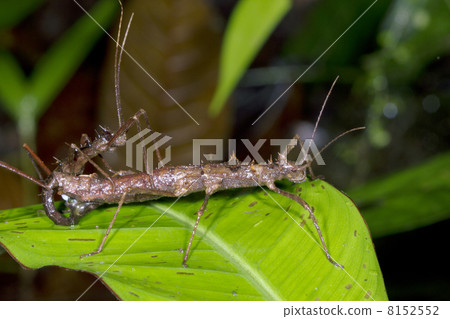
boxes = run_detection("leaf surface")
[0,180,387,300]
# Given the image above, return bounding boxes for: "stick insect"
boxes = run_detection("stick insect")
[0,4,364,269]
[1,2,156,223]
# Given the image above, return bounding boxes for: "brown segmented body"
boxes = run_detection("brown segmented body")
[51,161,307,204]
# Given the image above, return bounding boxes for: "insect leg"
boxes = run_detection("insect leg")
[22,143,51,178]
[42,187,72,226]
[96,153,117,174]
[70,144,116,192]
[182,193,211,268]
[266,182,344,269]
[70,144,110,178]
[80,133,117,173]
[0,160,46,189]
[80,192,128,258]
[108,110,162,157]
[106,109,163,174]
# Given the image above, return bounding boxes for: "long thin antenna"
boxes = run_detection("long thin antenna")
[300,76,340,165]
[318,126,365,156]
[114,0,125,128]
[116,13,134,129]
[0,161,47,189]
[311,76,339,141]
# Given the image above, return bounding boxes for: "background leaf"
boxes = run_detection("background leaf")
[0,0,46,29]
[0,51,27,121]
[0,0,118,122]
[282,0,390,72]
[348,152,450,238]
[0,180,387,300]
[209,0,291,116]
[29,0,118,119]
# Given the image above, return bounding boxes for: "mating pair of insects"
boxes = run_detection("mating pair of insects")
[0,6,363,269]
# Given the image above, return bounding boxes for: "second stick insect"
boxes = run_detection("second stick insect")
[0,5,363,269]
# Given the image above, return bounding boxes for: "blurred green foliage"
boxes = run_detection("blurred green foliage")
[356,0,450,148]
[283,0,390,69]
[0,0,117,140]
[349,152,450,238]
[0,0,46,29]
[210,0,291,116]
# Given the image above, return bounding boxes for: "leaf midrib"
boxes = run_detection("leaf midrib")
[152,202,283,301]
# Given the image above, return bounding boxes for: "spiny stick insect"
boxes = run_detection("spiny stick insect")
[0,4,364,269]
[1,2,160,226]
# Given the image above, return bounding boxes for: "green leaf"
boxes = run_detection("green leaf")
[348,153,450,238]
[0,180,386,300]
[0,51,28,121]
[0,0,45,29]
[209,0,291,116]
[29,0,118,118]
[282,0,389,69]
[0,0,118,123]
